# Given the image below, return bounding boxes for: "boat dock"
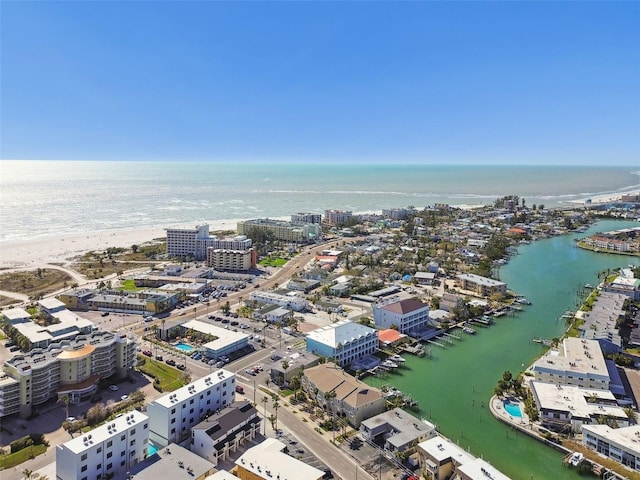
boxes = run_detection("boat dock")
[532,337,554,347]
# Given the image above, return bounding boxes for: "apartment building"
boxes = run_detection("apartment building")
[190,401,260,466]
[207,248,256,272]
[166,224,253,260]
[302,363,385,427]
[237,219,321,243]
[456,273,507,297]
[531,337,610,390]
[56,411,149,480]
[582,424,640,471]
[381,208,410,220]
[306,319,378,367]
[360,408,436,455]
[373,298,430,335]
[249,291,307,312]
[323,209,352,226]
[291,212,322,224]
[147,370,236,447]
[1,331,136,418]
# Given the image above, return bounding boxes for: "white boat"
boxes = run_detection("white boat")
[462,326,476,335]
[568,452,584,467]
[382,360,399,369]
[389,354,406,363]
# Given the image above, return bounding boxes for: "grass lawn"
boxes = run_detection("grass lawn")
[0,444,47,469]
[137,356,188,391]
[258,257,288,267]
[119,279,143,292]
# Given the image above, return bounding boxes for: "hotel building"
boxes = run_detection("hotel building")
[0,331,136,418]
[249,291,307,312]
[323,209,352,226]
[291,212,322,224]
[147,369,236,447]
[237,219,321,243]
[56,410,149,480]
[166,224,252,260]
[206,248,256,272]
[306,319,378,367]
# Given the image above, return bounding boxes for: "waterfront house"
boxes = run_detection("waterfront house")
[373,298,430,335]
[305,319,378,367]
[456,273,507,297]
[360,408,436,455]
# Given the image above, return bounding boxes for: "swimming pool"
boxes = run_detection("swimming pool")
[175,342,194,352]
[503,401,522,418]
[148,443,159,456]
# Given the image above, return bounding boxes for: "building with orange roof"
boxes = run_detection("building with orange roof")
[377,329,407,347]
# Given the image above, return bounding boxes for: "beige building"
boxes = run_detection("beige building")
[237,219,321,243]
[456,273,507,297]
[301,363,385,427]
[207,248,256,272]
[0,331,136,418]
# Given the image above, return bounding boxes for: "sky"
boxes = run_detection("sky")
[1,1,639,165]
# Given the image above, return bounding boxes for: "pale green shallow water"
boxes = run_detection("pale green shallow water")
[366,219,640,480]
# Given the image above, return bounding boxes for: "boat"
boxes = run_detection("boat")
[568,452,584,467]
[561,311,575,319]
[382,360,399,369]
[462,326,476,335]
[389,354,406,363]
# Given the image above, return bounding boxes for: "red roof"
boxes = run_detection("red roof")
[378,329,403,343]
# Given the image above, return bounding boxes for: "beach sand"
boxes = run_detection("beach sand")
[0,219,243,269]
[565,190,640,206]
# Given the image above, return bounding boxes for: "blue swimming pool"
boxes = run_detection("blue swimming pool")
[175,342,194,352]
[503,401,522,418]
[148,443,159,456]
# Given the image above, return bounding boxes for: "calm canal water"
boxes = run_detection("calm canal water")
[366,219,640,480]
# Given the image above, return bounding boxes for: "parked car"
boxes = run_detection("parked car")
[245,368,256,376]
[235,385,244,394]
[121,395,129,401]
[101,312,109,317]
[166,359,176,366]
[142,350,152,357]
[109,385,119,391]
[176,364,186,371]
[155,355,163,361]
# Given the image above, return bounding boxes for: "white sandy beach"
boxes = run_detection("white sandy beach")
[0,219,244,269]
[566,190,640,206]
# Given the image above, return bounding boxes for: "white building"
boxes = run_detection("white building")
[582,424,640,471]
[324,209,353,226]
[305,319,378,367]
[249,291,307,312]
[166,224,252,260]
[147,369,236,447]
[291,212,322,224]
[56,411,149,480]
[530,381,629,433]
[180,320,250,359]
[531,337,610,390]
[237,219,321,243]
[373,298,430,334]
[234,438,324,480]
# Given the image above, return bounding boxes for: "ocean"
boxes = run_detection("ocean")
[1,161,638,242]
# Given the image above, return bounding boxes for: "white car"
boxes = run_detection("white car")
[109,385,118,391]
[121,395,129,401]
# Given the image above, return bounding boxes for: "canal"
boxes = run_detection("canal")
[366,219,640,480]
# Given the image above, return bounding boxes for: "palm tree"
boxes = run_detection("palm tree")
[261,396,269,435]
[281,360,290,386]
[22,469,33,480]
[272,398,280,432]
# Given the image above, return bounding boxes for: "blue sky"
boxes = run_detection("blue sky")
[1,1,638,165]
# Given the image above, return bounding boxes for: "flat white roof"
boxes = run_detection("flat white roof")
[531,381,627,420]
[456,458,512,480]
[418,436,474,464]
[181,320,249,350]
[61,411,148,454]
[235,438,323,480]
[457,273,506,287]
[52,310,94,330]
[582,424,640,456]
[38,298,66,310]
[152,370,235,409]
[533,337,609,382]
[307,319,376,349]
[2,307,30,321]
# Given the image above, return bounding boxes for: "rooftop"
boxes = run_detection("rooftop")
[235,438,323,480]
[151,369,235,409]
[306,319,376,348]
[61,411,148,454]
[180,320,249,350]
[117,443,214,480]
[377,298,429,315]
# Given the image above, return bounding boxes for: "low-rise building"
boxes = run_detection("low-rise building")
[456,273,507,297]
[190,401,260,466]
[57,289,96,311]
[418,436,510,480]
[373,298,430,335]
[582,424,640,471]
[116,443,215,480]
[56,411,150,480]
[238,219,321,243]
[302,363,385,427]
[207,248,256,272]
[234,438,324,480]
[269,350,320,386]
[147,370,236,447]
[531,337,610,391]
[530,381,629,433]
[249,291,307,312]
[179,320,250,360]
[306,320,378,367]
[360,408,436,455]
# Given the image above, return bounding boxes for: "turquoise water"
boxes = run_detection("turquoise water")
[366,219,640,480]
[148,443,158,456]
[503,401,522,418]
[175,342,194,352]
[1,161,638,241]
